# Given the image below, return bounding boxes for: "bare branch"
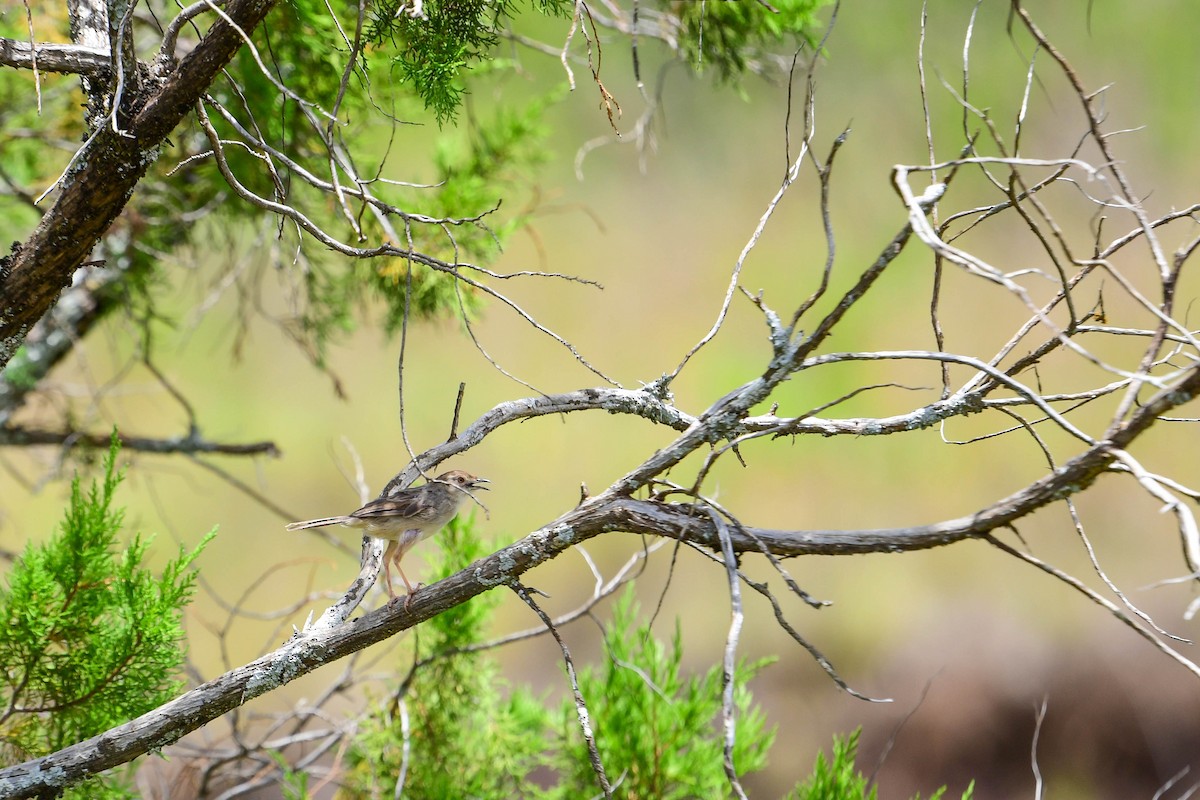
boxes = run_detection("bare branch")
[512,581,612,799]
[986,533,1200,679]
[0,427,278,457]
[709,508,749,800]
[1031,697,1047,800]
[0,38,109,76]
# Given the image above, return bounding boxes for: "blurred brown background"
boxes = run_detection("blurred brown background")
[4,2,1200,798]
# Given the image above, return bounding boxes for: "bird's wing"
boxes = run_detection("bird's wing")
[350,493,442,524]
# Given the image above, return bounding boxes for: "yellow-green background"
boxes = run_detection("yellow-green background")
[4,2,1200,797]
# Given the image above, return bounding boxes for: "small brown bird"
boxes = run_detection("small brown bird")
[286,470,489,606]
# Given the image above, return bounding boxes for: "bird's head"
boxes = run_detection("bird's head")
[436,470,490,492]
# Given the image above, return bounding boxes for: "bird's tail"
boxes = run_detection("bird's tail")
[286,516,351,531]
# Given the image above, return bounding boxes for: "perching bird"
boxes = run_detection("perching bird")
[286,470,489,607]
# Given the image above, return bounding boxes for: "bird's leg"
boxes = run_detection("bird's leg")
[381,540,400,603]
[395,553,420,610]
[381,533,422,610]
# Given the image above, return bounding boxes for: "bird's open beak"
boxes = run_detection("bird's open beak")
[471,477,491,491]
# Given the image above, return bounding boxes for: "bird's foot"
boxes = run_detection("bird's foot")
[388,583,424,611]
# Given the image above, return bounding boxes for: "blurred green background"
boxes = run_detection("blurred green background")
[4,2,1200,797]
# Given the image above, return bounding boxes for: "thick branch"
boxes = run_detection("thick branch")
[0,0,280,369]
[0,39,110,76]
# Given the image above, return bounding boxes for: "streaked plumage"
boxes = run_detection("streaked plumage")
[287,470,488,605]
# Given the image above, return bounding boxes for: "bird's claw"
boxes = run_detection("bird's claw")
[387,583,424,611]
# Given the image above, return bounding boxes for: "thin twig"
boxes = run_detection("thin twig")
[707,508,750,800]
[511,581,612,799]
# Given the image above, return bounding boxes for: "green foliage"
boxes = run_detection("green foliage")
[542,588,775,800]
[0,434,213,796]
[238,0,351,145]
[367,0,571,125]
[675,0,831,83]
[270,750,313,800]
[340,528,779,799]
[788,729,974,800]
[915,784,975,800]
[788,730,878,800]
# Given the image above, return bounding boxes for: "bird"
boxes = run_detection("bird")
[286,470,489,607]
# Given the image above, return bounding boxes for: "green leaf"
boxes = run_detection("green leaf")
[544,588,776,799]
[0,432,212,794]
